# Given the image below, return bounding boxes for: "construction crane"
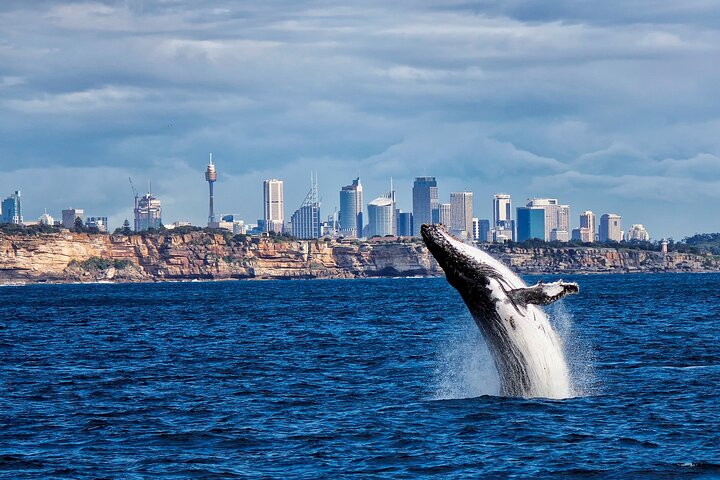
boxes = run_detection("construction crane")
[128,177,139,232]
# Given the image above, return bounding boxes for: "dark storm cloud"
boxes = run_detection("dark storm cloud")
[1,0,719,237]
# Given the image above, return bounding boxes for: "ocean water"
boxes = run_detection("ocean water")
[2,274,719,479]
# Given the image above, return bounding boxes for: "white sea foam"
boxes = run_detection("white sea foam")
[432,320,500,400]
[547,301,598,397]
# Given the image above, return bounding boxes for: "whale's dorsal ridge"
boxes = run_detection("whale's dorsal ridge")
[508,281,579,307]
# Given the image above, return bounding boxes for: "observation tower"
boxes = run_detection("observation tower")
[205,153,217,225]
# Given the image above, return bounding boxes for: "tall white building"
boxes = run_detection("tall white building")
[438,203,452,227]
[492,193,514,242]
[263,179,284,233]
[557,204,570,236]
[599,213,622,242]
[580,211,596,242]
[493,193,512,226]
[450,191,473,240]
[136,194,162,230]
[367,194,395,237]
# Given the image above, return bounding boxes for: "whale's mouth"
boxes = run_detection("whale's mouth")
[421,224,462,272]
[420,224,458,265]
[421,224,489,280]
[420,223,447,246]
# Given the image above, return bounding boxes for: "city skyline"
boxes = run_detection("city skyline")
[2,2,720,239]
[0,170,666,241]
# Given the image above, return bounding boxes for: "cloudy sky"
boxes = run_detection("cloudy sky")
[1,1,719,238]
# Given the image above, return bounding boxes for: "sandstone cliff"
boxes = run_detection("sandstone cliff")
[485,245,720,274]
[1,231,718,284]
[0,232,440,283]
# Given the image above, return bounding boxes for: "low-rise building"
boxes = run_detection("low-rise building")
[86,216,109,232]
[571,227,593,242]
[62,208,84,229]
[627,224,650,241]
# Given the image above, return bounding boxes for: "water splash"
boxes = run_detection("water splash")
[432,320,500,400]
[433,301,597,400]
[547,301,599,397]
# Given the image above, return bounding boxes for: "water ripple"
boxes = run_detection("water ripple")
[1,275,719,478]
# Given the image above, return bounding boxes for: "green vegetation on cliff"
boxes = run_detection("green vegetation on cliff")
[69,257,135,271]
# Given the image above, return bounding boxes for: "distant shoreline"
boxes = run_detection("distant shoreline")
[3,268,720,288]
[1,230,719,285]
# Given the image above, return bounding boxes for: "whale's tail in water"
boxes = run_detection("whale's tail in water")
[421,224,578,399]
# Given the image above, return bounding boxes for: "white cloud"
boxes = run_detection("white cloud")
[5,86,149,113]
[0,76,24,87]
[0,1,719,238]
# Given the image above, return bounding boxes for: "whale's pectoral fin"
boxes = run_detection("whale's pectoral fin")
[508,281,579,307]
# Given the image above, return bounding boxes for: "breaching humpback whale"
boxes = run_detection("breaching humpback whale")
[421,224,579,398]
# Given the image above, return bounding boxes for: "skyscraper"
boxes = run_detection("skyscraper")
[526,198,557,241]
[339,177,363,238]
[473,218,491,242]
[516,206,545,242]
[290,175,321,239]
[1,191,22,224]
[493,193,512,227]
[136,194,162,230]
[556,204,570,239]
[412,177,438,236]
[579,211,596,242]
[438,203,452,227]
[525,198,570,242]
[366,194,395,237]
[263,179,284,234]
[450,191,473,240]
[599,213,622,242]
[397,212,413,237]
[205,153,217,226]
[478,219,490,242]
[492,193,514,241]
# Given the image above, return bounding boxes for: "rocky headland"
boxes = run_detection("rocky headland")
[1,231,719,284]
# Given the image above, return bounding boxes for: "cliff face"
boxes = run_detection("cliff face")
[1,232,718,284]
[0,232,440,283]
[485,245,720,274]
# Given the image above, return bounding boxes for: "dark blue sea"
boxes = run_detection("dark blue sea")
[2,274,720,479]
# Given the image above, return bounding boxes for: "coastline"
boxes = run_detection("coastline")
[4,269,720,289]
[2,230,719,285]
